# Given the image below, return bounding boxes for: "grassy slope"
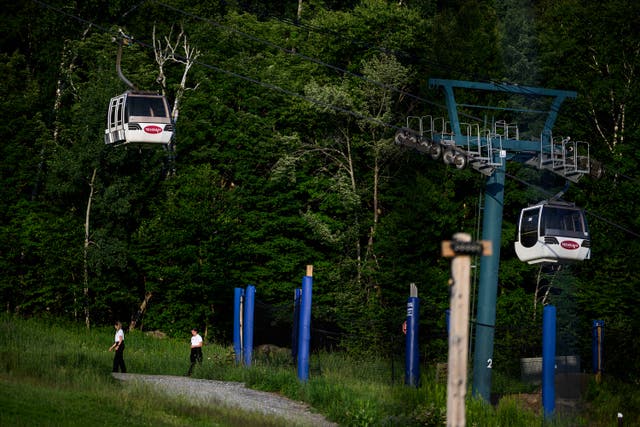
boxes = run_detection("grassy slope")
[0,315,285,426]
[2,315,637,426]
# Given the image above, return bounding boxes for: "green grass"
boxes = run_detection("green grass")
[1,314,638,426]
[0,315,297,427]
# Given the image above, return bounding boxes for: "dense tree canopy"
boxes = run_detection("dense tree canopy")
[2,0,639,382]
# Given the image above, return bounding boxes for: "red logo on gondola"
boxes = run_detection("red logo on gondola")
[561,241,580,250]
[144,125,163,134]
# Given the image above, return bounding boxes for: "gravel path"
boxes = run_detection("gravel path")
[112,373,337,427]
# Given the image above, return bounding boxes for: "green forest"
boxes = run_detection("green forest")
[2,0,640,386]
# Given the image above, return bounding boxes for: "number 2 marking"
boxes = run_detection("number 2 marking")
[487,358,493,369]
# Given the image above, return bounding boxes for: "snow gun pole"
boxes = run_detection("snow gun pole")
[442,233,492,427]
[405,283,420,387]
[292,288,302,362]
[233,287,244,364]
[297,265,313,381]
[243,285,255,367]
[542,304,557,418]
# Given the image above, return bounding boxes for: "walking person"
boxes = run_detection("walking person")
[109,321,127,373]
[187,328,203,376]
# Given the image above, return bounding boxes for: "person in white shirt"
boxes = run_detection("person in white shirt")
[108,321,126,373]
[187,328,203,376]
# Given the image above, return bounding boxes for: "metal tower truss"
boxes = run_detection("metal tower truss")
[394,79,592,182]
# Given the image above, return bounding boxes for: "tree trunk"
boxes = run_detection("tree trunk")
[83,167,97,329]
[366,155,380,264]
[130,292,153,331]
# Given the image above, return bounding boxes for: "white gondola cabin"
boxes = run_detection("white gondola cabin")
[514,201,591,264]
[104,91,174,146]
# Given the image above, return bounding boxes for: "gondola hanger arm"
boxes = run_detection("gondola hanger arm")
[115,29,137,91]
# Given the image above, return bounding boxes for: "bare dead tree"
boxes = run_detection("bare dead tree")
[584,40,639,156]
[533,265,560,319]
[152,25,201,124]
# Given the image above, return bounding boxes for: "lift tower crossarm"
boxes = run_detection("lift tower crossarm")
[428,79,577,152]
[429,78,577,98]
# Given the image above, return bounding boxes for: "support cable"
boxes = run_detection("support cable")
[32,0,402,130]
[150,0,458,115]
[506,172,640,238]
[32,0,640,238]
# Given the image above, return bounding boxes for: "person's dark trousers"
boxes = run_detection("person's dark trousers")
[187,347,203,376]
[112,342,126,373]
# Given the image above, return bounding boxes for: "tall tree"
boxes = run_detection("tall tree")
[537,0,640,158]
[536,0,640,380]
[496,0,541,85]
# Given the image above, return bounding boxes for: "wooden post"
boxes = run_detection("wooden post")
[442,233,491,427]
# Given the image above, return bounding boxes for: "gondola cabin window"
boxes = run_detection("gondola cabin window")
[541,207,587,237]
[520,208,540,248]
[126,96,167,118]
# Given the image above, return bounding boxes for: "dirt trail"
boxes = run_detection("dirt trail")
[112,373,337,427]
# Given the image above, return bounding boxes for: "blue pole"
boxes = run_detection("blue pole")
[405,296,420,387]
[542,305,557,418]
[592,320,604,380]
[472,158,505,401]
[292,288,302,361]
[233,287,244,364]
[243,285,255,367]
[297,271,313,381]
